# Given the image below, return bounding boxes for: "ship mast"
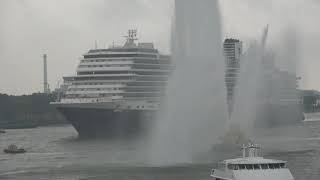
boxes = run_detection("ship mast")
[124,29,138,47]
[242,142,261,158]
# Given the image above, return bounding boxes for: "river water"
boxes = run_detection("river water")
[0,121,320,180]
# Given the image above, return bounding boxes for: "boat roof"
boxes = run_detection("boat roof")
[224,157,286,165]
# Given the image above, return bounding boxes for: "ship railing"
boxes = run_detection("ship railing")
[210,169,233,180]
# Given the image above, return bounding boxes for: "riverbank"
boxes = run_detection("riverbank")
[0,93,66,129]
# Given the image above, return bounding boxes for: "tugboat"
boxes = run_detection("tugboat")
[210,142,294,180]
[4,145,26,154]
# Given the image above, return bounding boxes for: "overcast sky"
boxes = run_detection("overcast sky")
[0,0,319,95]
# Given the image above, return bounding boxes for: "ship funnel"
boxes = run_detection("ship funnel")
[43,54,49,94]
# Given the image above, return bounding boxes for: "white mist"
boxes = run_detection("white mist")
[149,0,228,165]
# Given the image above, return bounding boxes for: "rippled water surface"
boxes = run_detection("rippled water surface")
[0,121,320,180]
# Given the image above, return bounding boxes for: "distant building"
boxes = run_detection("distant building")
[270,70,301,105]
[223,37,303,126]
[255,51,303,127]
[259,52,300,105]
[223,38,243,115]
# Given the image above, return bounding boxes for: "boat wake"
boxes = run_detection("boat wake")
[0,170,28,176]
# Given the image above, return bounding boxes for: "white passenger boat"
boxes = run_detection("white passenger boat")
[210,142,294,180]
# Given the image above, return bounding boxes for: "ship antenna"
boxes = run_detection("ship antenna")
[124,29,138,47]
[95,40,98,49]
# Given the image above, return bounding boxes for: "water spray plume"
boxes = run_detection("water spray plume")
[228,25,269,141]
[149,0,228,165]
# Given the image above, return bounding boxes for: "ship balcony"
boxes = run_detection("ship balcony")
[79,61,134,66]
[65,90,124,95]
[65,74,136,79]
[77,67,131,72]
[67,84,125,89]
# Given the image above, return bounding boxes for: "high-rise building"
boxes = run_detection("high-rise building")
[255,51,303,127]
[223,38,243,114]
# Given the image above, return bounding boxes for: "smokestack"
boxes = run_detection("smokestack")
[43,54,49,94]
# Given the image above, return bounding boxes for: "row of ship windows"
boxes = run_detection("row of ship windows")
[80,65,130,68]
[73,82,126,85]
[73,77,168,81]
[227,163,286,170]
[77,71,131,75]
[79,65,169,70]
[69,89,162,93]
[88,48,158,53]
[73,77,134,81]
[64,94,162,98]
[78,71,169,76]
[69,88,120,91]
[64,94,119,98]
[83,54,158,59]
[72,83,164,87]
[81,59,169,64]
[81,59,129,63]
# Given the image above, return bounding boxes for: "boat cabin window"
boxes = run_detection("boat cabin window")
[227,164,239,170]
[231,163,286,170]
[261,164,268,169]
[268,164,275,169]
[245,164,253,170]
[239,164,246,170]
[253,164,260,170]
[274,163,280,169]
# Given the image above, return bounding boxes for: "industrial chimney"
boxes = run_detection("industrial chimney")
[43,54,49,94]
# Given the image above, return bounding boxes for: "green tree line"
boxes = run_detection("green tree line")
[0,93,66,129]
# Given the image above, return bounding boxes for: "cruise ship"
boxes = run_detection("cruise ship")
[52,30,171,138]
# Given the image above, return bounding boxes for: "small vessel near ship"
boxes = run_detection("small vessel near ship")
[304,112,320,122]
[210,142,294,180]
[4,145,26,154]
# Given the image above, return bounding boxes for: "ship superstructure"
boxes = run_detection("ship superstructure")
[52,30,171,138]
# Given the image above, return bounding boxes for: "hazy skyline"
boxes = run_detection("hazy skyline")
[1,0,319,95]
